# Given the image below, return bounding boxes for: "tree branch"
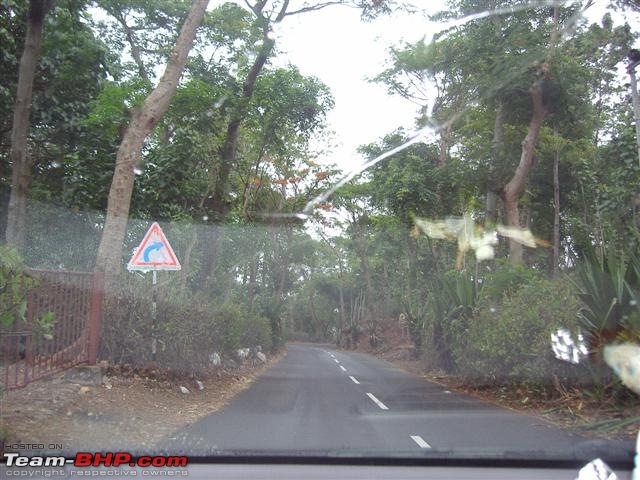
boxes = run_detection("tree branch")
[117,12,150,83]
[275,0,290,22]
[284,1,349,16]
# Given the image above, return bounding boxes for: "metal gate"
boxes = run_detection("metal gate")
[1,269,104,390]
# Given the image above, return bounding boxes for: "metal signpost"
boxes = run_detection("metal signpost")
[127,222,181,360]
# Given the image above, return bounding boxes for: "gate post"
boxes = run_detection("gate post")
[87,272,104,364]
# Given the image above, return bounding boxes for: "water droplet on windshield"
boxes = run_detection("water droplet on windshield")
[214,96,228,108]
[551,328,588,365]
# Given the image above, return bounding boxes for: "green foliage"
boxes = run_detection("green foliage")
[422,269,480,370]
[456,276,585,386]
[572,247,640,348]
[0,245,35,327]
[359,130,461,222]
[102,275,271,374]
[33,311,55,341]
[0,246,56,346]
[1,1,114,205]
[213,303,270,353]
[480,260,540,302]
[255,294,285,353]
[403,288,427,350]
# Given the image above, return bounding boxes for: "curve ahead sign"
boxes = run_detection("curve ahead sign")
[127,222,181,271]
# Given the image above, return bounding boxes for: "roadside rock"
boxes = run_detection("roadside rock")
[179,386,190,395]
[235,348,250,363]
[209,352,221,367]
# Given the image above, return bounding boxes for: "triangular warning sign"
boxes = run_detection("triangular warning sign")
[127,222,181,271]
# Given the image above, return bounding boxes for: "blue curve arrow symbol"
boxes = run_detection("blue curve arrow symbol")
[143,241,164,262]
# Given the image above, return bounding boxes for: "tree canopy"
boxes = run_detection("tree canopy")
[1,0,639,358]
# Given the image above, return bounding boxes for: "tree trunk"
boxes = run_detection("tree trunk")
[95,0,210,283]
[406,233,418,297]
[629,64,640,166]
[209,0,293,221]
[202,24,276,286]
[337,280,345,347]
[5,0,54,251]
[381,261,392,316]
[308,290,319,341]
[485,99,504,225]
[326,239,346,347]
[276,222,293,298]
[180,225,199,291]
[210,35,275,220]
[113,11,150,83]
[500,6,557,264]
[354,219,374,332]
[437,124,450,167]
[552,127,561,277]
[202,225,222,290]
[501,72,549,264]
[248,252,258,312]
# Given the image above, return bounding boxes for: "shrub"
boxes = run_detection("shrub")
[102,280,148,364]
[480,260,541,302]
[101,275,271,375]
[422,269,479,371]
[0,248,56,362]
[454,276,587,388]
[212,303,245,354]
[572,248,640,355]
[254,295,285,352]
[156,290,217,373]
[0,246,35,328]
[241,311,271,350]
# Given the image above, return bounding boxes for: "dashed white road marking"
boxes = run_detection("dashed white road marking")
[443,390,452,394]
[349,376,360,385]
[339,365,347,372]
[329,353,335,358]
[334,358,339,363]
[410,435,431,449]
[366,392,389,410]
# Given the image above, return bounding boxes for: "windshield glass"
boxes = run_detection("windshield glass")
[1,0,639,469]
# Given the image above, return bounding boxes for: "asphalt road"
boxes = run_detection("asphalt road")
[170,344,629,459]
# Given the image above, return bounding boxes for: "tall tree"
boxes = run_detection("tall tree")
[5,0,54,250]
[95,0,210,280]
[500,2,562,263]
[500,62,551,263]
[209,0,391,221]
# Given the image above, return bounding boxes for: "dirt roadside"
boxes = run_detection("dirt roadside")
[1,350,286,452]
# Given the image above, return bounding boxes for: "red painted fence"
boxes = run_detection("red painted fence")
[1,269,104,390]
